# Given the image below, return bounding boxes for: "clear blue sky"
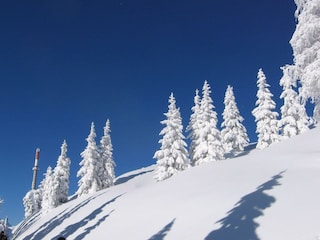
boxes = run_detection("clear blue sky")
[0,0,297,225]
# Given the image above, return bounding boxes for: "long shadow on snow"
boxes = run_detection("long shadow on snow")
[54,194,122,240]
[225,143,257,159]
[205,171,285,240]
[148,219,176,240]
[23,191,105,240]
[73,210,114,240]
[115,170,153,185]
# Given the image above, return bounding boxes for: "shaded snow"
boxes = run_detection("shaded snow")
[13,127,320,240]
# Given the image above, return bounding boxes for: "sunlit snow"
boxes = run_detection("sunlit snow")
[12,127,320,240]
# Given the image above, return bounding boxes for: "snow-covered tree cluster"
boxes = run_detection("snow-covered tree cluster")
[154,80,250,181]
[77,120,116,197]
[23,119,116,217]
[154,71,311,180]
[23,141,71,217]
[153,0,320,181]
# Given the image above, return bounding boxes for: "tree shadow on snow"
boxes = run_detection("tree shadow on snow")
[148,219,176,240]
[225,143,257,159]
[205,171,285,240]
[115,169,153,185]
[54,194,123,239]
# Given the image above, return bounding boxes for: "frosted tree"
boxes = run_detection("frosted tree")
[23,191,34,218]
[51,140,71,207]
[279,65,310,138]
[290,0,320,121]
[192,80,225,165]
[252,69,280,149]
[98,119,116,189]
[76,122,102,197]
[186,89,202,165]
[153,93,190,181]
[221,85,249,154]
[23,190,41,218]
[41,166,55,214]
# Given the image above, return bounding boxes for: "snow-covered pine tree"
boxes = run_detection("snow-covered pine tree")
[221,85,249,154]
[186,89,202,165]
[52,140,71,207]
[252,68,280,149]
[41,166,55,214]
[290,0,320,121]
[153,93,190,181]
[23,190,41,218]
[23,191,34,218]
[279,65,310,138]
[192,80,225,165]
[98,119,116,189]
[76,122,102,197]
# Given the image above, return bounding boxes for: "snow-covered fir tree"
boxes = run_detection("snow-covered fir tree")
[221,85,249,154]
[153,93,190,181]
[290,0,320,121]
[52,140,71,207]
[23,190,42,218]
[186,89,201,165]
[279,65,310,138]
[252,68,280,149]
[98,119,116,189]
[41,166,55,214]
[76,122,102,197]
[192,80,225,165]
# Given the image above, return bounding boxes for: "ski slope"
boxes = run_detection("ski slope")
[13,126,320,240]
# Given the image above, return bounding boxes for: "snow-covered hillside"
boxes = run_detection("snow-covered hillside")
[13,127,320,240]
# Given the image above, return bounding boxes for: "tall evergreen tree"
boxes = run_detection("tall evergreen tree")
[279,65,310,138]
[98,119,116,189]
[290,0,320,120]
[41,166,55,214]
[153,93,190,181]
[52,140,71,207]
[192,80,225,165]
[221,85,249,154]
[252,69,280,149]
[186,89,201,165]
[76,122,102,197]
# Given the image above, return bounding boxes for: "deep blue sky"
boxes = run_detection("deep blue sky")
[0,0,297,225]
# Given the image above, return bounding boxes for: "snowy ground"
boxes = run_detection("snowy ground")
[12,126,320,240]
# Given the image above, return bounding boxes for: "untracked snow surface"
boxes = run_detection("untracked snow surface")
[13,127,320,240]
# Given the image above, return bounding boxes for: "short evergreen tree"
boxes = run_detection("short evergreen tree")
[192,80,225,165]
[279,65,310,138]
[290,0,320,121]
[23,190,41,218]
[41,166,55,214]
[186,89,202,165]
[98,119,116,189]
[221,85,249,154]
[76,122,102,197]
[252,69,280,149]
[52,140,71,207]
[153,93,190,181]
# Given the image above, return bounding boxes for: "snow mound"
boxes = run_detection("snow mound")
[13,127,320,240]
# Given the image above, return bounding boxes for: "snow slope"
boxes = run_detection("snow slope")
[13,127,320,240]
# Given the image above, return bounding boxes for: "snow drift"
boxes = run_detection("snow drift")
[13,127,320,240]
